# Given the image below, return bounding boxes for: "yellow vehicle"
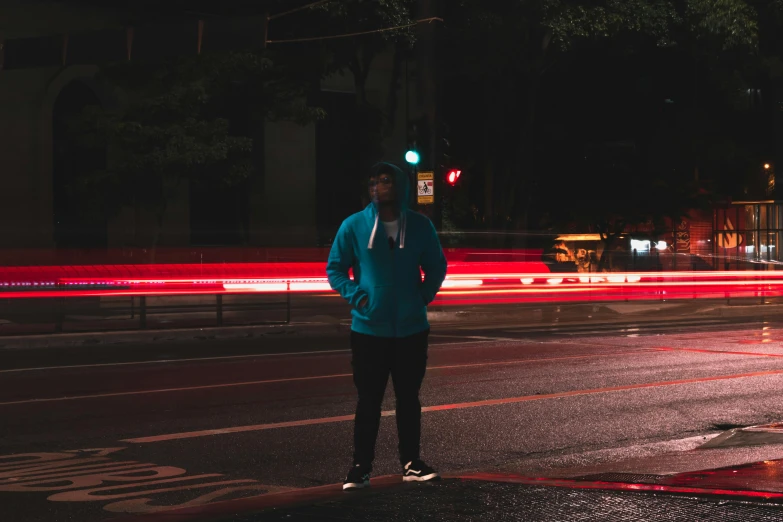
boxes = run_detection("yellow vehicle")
[543,233,667,273]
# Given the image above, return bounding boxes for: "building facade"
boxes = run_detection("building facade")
[715,201,783,269]
[0,1,426,261]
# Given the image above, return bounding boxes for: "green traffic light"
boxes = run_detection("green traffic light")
[405,150,420,165]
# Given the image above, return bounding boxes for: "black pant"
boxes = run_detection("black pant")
[350,329,429,468]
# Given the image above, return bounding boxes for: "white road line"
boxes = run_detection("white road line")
[0,349,350,374]
[0,374,354,406]
[0,339,502,374]
[0,350,654,406]
[430,334,519,342]
[428,340,497,346]
[123,367,783,444]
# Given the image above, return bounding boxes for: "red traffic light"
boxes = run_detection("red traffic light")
[446,169,462,186]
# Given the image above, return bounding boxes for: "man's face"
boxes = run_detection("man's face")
[368,173,396,204]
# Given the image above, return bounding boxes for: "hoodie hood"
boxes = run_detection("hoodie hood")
[367,161,411,250]
[369,161,410,211]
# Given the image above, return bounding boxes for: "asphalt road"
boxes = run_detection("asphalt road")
[4,317,783,521]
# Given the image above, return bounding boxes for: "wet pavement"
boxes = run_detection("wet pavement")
[225,480,783,522]
[8,317,783,521]
[123,457,783,521]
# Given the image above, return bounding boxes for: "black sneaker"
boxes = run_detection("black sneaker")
[402,459,440,482]
[343,464,371,490]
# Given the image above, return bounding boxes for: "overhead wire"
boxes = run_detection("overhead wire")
[268,0,334,21]
[266,16,444,44]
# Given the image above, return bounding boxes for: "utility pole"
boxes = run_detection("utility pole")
[415,0,442,229]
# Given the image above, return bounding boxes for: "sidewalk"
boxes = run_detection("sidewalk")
[113,424,783,522]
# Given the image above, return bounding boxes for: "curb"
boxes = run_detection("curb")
[701,423,783,449]
[456,473,783,503]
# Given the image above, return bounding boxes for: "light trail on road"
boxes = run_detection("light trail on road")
[0,262,782,306]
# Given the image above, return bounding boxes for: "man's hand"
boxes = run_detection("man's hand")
[358,297,368,310]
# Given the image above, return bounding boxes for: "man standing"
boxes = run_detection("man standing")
[327,161,447,490]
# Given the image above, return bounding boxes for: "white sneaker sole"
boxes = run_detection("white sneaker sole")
[403,472,439,482]
[343,480,370,490]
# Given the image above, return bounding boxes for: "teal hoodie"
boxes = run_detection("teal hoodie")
[327,162,447,338]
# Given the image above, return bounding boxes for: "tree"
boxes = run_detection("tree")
[440,0,780,239]
[306,0,416,103]
[306,0,417,166]
[71,50,324,254]
[69,0,424,252]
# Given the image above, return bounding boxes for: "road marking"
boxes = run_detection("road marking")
[0,448,293,516]
[448,319,730,333]
[431,334,519,342]
[105,475,401,521]
[428,340,497,346]
[424,350,656,371]
[0,339,510,374]
[546,324,728,336]
[102,483,296,514]
[0,349,352,374]
[0,350,655,406]
[122,367,783,444]
[0,375,355,406]
[47,476,252,501]
[123,414,358,443]
[106,475,401,521]
[0,462,153,482]
[657,347,783,358]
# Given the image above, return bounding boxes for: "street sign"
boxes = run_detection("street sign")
[417,171,434,204]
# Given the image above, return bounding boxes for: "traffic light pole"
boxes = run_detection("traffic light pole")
[417,0,443,230]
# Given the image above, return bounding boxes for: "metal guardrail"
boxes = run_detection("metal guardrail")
[46,293,293,333]
[0,292,294,337]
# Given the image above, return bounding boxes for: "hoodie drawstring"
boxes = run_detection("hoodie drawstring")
[400,213,406,249]
[368,214,380,249]
[368,212,407,249]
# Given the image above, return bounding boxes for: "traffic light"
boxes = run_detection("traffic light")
[446,169,461,186]
[405,150,420,165]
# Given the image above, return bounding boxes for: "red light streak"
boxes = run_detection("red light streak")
[0,264,780,305]
[224,283,289,292]
[441,279,483,288]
